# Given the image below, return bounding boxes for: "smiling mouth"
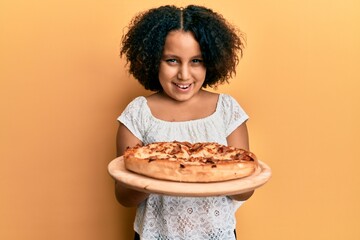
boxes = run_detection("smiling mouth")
[174,83,192,89]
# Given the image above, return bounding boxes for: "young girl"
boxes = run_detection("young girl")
[115,5,254,240]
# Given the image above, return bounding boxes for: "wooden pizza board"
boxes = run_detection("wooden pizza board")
[108,156,271,197]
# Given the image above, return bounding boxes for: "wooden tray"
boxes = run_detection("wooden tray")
[108,156,271,197]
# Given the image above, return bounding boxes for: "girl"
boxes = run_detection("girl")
[115,5,254,240]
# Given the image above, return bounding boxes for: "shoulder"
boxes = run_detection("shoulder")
[119,96,148,119]
[128,96,147,105]
[123,96,147,110]
[218,93,240,108]
[219,93,236,101]
[217,93,248,120]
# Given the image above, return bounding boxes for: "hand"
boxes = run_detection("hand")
[230,190,254,201]
[115,181,150,207]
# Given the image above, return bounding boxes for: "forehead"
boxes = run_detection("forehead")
[163,30,202,56]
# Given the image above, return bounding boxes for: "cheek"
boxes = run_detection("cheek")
[194,68,207,81]
[159,65,177,81]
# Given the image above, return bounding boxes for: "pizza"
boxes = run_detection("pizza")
[123,141,258,182]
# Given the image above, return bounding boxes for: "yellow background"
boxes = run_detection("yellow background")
[1,0,359,239]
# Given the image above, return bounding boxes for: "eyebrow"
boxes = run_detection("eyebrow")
[162,54,203,59]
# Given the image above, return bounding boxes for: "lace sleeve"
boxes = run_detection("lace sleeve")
[220,94,249,136]
[117,97,146,142]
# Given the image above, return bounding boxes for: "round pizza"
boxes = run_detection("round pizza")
[123,141,258,182]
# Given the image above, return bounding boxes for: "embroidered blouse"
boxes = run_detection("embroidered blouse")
[118,93,249,240]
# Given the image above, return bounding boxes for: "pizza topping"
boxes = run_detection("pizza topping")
[125,141,257,165]
[123,141,258,182]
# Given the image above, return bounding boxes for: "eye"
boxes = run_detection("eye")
[191,59,204,65]
[165,59,178,64]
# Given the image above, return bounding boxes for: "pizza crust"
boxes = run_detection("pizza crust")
[124,141,258,183]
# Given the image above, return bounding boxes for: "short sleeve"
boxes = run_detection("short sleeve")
[220,94,249,136]
[117,97,147,142]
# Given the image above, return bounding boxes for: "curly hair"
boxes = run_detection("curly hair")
[120,5,245,91]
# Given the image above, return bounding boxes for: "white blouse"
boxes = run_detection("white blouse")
[118,93,249,240]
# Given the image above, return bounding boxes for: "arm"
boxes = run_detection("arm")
[115,123,150,207]
[226,122,255,201]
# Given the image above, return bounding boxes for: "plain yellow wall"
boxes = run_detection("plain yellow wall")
[1,0,359,239]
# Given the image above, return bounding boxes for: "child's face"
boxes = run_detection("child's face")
[158,30,206,102]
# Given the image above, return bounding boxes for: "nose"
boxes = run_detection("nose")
[177,64,190,81]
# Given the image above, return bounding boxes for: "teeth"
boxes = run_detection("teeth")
[175,83,191,89]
